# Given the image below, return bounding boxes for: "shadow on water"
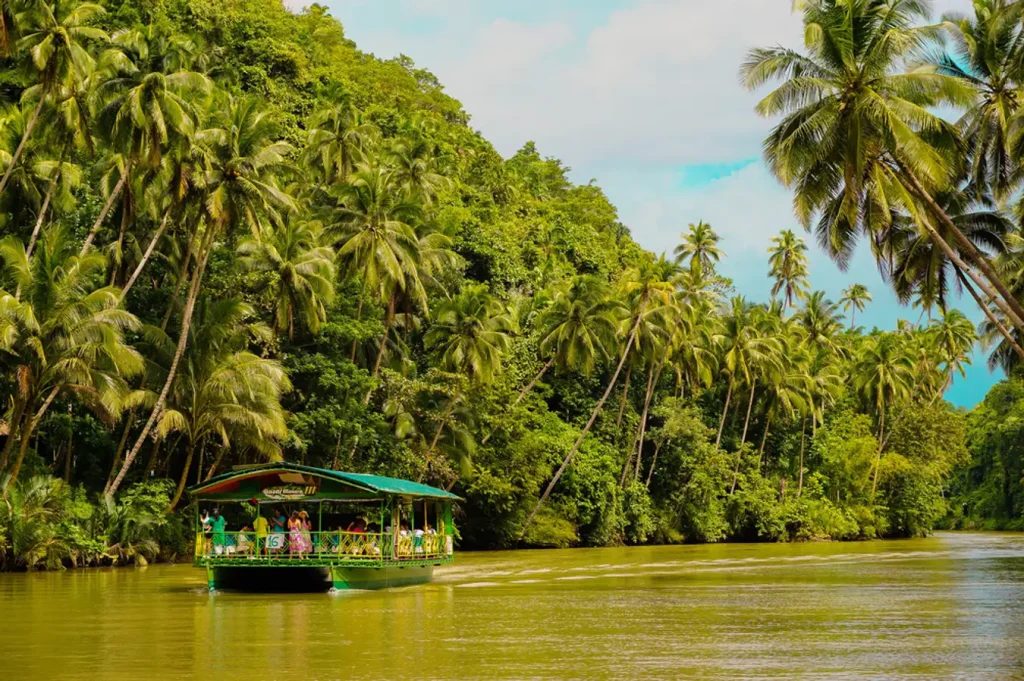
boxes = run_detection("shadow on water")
[213,566,333,593]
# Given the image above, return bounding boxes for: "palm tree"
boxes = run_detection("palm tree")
[798,291,844,352]
[0,0,107,198]
[305,83,375,185]
[839,284,872,331]
[157,299,291,510]
[768,229,810,310]
[742,0,1024,336]
[521,256,676,536]
[674,220,724,275]
[853,333,914,496]
[929,308,977,397]
[522,275,620,404]
[238,220,336,341]
[423,284,514,456]
[0,226,143,489]
[926,1,1024,201]
[331,163,424,360]
[82,25,211,253]
[107,96,294,499]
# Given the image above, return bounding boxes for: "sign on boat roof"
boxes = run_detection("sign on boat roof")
[187,463,460,502]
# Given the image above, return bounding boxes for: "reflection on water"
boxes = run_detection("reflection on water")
[2,533,1024,680]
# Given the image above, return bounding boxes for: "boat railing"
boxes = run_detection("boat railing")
[194,530,452,563]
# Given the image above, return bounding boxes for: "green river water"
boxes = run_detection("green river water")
[2,532,1023,680]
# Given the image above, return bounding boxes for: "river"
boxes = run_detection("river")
[2,532,1023,680]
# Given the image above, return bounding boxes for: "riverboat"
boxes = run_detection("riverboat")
[186,463,459,591]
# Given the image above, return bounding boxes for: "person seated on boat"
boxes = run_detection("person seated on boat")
[254,513,269,556]
[424,523,437,555]
[234,525,254,556]
[397,522,412,557]
[211,509,227,555]
[200,510,213,556]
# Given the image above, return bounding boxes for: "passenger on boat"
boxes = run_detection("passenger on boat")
[288,511,302,556]
[299,511,313,555]
[254,513,269,556]
[200,510,213,555]
[211,509,227,555]
[234,525,254,556]
[270,508,287,553]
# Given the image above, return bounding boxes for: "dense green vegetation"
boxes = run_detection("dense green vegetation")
[2,0,1024,568]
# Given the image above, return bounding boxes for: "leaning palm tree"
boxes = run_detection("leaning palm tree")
[0,0,107,198]
[839,284,872,331]
[107,96,295,500]
[742,0,1024,335]
[82,24,211,253]
[305,83,376,185]
[521,255,676,536]
[0,226,143,489]
[768,229,810,310]
[237,220,336,341]
[674,220,724,275]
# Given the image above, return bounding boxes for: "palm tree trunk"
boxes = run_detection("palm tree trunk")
[520,310,644,538]
[110,193,131,286]
[715,377,734,447]
[634,360,661,481]
[103,412,135,496]
[166,443,196,513]
[107,237,213,500]
[121,206,172,299]
[899,162,1024,331]
[870,406,885,497]
[5,385,60,490]
[615,361,632,427]
[0,397,26,472]
[757,414,772,471]
[645,440,662,488]
[481,356,555,446]
[365,294,397,394]
[0,100,42,198]
[956,268,1024,361]
[81,164,130,255]
[204,446,228,482]
[24,170,58,260]
[729,383,758,494]
[850,309,855,332]
[797,415,806,499]
[429,397,457,452]
[160,231,197,331]
[740,382,756,445]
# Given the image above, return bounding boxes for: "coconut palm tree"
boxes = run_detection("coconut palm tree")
[157,299,291,510]
[929,308,977,397]
[853,333,915,495]
[742,0,1024,335]
[674,221,724,275]
[798,291,844,353]
[521,256,676,535]
[107,96,294,499]
[0,0,107,198]
[925,0,1024,201]
[424,283,514,455]
[82,25,211,253]
[305,83,376,185]
[237,220,336,341]
[0,226,143,489]
[768,229,810,310]
[839,284,872,331]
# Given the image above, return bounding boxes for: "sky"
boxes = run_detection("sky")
[320,0,994,407]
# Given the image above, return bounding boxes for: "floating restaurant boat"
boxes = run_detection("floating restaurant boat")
[187,463,459,591]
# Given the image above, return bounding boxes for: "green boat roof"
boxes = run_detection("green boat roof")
[187,462,460,501]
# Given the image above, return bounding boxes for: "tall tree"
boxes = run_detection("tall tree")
[768,229,810,310]
[839,284,872,331]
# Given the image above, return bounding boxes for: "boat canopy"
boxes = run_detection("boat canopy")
[187,462,460,502]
